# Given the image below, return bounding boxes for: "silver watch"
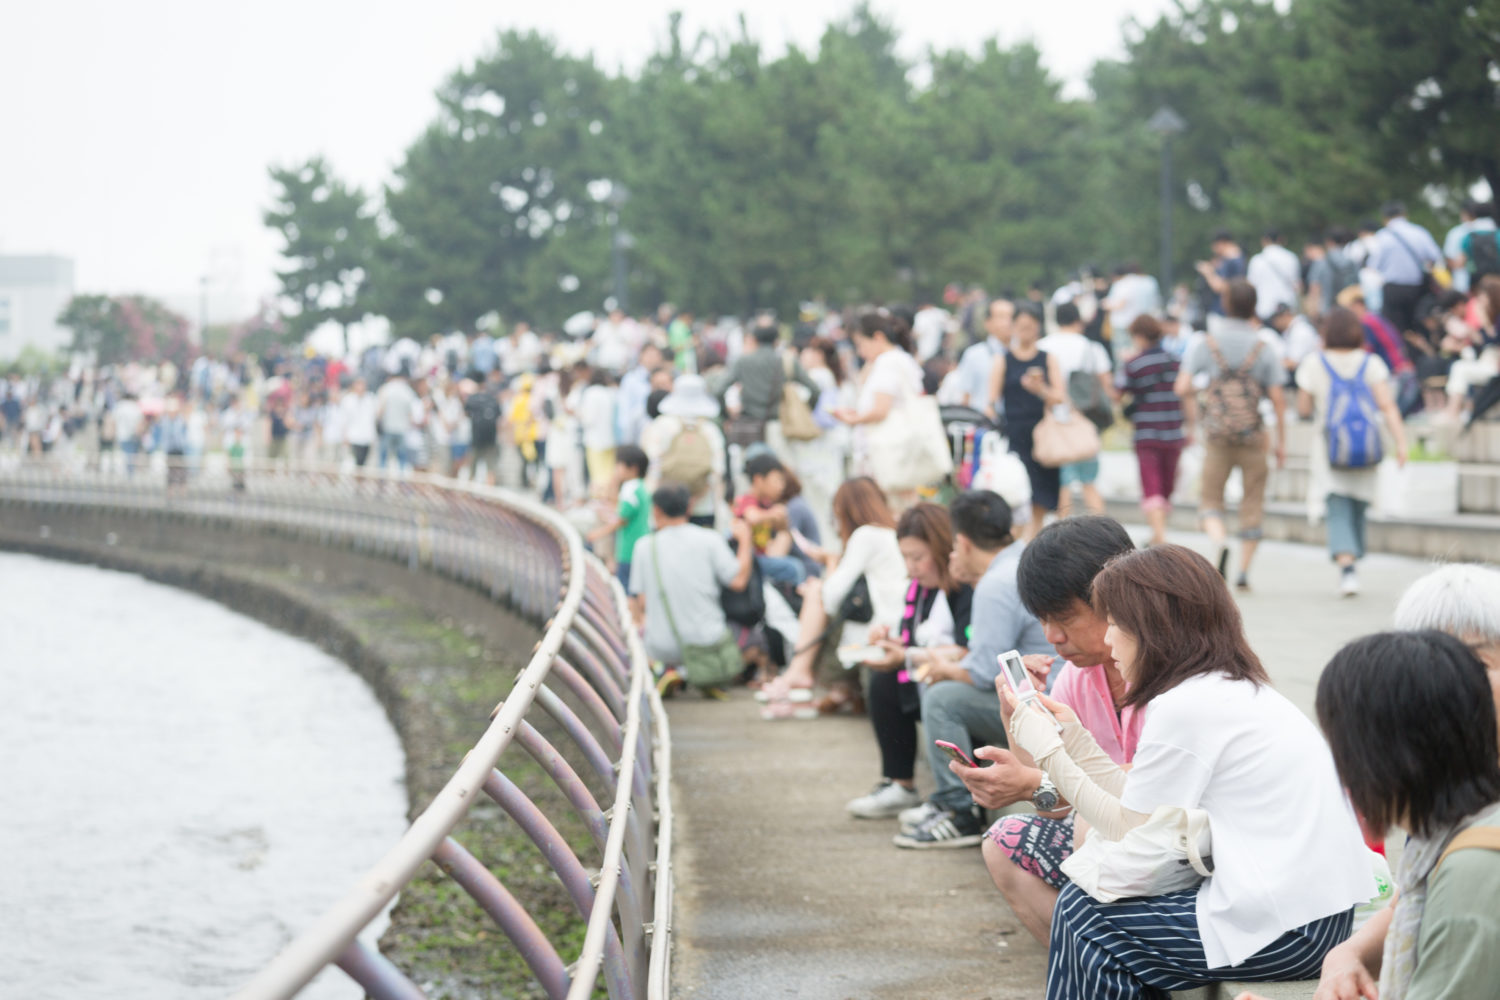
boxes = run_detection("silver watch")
[1032,773,1060,812]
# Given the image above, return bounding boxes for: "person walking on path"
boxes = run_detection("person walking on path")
[1295,307,1408,597]
[987,303,1066,535]
[1176,280,1286,590]
[1117,315,1185,547]
[1372,200,1443,339]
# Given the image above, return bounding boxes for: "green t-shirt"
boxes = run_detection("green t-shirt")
[616,479,651,564]
[1407,802,1500,1000]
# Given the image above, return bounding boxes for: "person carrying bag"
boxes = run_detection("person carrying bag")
[651,534,742,689]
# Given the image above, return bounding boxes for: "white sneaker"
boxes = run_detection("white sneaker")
[846,780,923,819]
[898,800,942,834]
[1340,570,1360,597]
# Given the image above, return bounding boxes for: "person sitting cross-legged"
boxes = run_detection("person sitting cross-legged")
[953,516,1141,942]
[891,491,1051,849]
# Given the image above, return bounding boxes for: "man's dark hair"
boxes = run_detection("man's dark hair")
[1018,516,1134,620]
[1317,630,1500,838]
[1263,228,1282,243]
[948,490,1013,551]
[744,452,784,480]
[1462,198,1486,219]
[1381,200,1406,220]
[652,483,691,519]
[1055,301,1082,327]
[616,444,648,477]
[752,321,779,345]
[1223,278,1259,320]
[1326,226,1354,245]
[1211,228,1236,245]
[1014,301,1044,326]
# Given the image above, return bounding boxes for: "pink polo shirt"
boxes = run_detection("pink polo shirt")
[1049,661,1142,764]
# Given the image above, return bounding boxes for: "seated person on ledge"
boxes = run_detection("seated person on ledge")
[955,516,1140,942]
[892,490,1051,850]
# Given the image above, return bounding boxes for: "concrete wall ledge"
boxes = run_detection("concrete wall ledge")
[1105,495,1500,564]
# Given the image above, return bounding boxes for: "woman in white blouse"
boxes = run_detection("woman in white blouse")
[762,477,907,720]
[1006,544,1371,999]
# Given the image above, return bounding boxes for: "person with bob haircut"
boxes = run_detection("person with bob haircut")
[1295,306,1408,597]
[844,503,975,819]
[1242,632,1500,1000]
[1290,565,1500,1000]
[1005,544,1370,998]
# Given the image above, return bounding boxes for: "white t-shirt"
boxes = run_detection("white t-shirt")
[1119,673,1371,969]
[1247,244,1303,319]
[913,306,951,361]
[375,379,417,434]
[1038,332,1111,381]
[1106,273,1162,333]
[341,392,378,446]
[579,384,618,450]
[820,524,907,648]
[856,349,923,415]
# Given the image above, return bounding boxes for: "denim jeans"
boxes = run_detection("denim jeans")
[756,554,807,586]
[919,679,1010,813]
[379,431,408,471]
[1325,493,1368,561]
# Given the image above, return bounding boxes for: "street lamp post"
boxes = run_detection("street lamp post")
[606,183,631,314]
[1146,106,1186,296]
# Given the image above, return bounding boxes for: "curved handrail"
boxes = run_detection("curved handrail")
[0,457,670,1000]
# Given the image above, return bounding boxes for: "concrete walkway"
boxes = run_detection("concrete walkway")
[667,532,1425,999]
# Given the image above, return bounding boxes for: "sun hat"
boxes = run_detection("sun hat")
[657,374,720,419]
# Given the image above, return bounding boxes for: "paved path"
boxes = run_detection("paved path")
[667,532,1426,999]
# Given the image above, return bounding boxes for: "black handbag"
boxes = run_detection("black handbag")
[839,576,873,624]
[721,542,766,627]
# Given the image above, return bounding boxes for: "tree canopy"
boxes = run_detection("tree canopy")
[264,0,1498,335]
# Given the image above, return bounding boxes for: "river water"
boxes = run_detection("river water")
[0,553,409,999]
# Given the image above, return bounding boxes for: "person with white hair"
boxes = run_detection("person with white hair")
[1252,563,1500,1000]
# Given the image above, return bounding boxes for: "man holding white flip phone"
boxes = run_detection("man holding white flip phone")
[952,516,1143,944]
[893,491,1051,850]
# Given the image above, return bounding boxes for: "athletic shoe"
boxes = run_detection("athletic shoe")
[892,807,985,849]
[846,780,923,819]
[898,801,941,834]
[1340,569,1360,598]
[1235,572,1251,592]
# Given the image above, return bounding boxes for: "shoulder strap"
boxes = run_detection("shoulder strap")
[650,534,686,652]
[1205,335,1230,372]
[1236,338,1263,376]
[1386,225,1429,273]
[1436,825,1500,872]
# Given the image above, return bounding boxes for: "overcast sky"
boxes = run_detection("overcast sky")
[1,0,1170,319]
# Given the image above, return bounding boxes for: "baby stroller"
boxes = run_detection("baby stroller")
[940,404,1032,523]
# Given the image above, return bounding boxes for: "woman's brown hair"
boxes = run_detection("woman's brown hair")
[1091,544,1269,709]
[1320,306,1365,350]
[896,503,957,591]
[1128,314,1163,344]
[832,476,896,545]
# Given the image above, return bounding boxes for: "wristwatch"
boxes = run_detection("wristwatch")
[1032,772,1060,812]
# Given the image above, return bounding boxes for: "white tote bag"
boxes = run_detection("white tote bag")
[1061,805,1214,903]
[971,433,1032,515]
[867,395,953,493]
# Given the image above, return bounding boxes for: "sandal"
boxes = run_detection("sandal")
[760,698,820,721]
[815,685,866,717]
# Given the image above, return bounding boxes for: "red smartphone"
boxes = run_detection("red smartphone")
[934,739,979,768]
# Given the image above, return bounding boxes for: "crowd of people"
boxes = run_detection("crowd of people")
[6,203,1500,997]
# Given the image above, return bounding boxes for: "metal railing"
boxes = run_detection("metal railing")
[0,456,672,1000]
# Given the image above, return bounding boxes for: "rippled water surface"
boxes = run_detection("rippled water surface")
[0,553,408,999]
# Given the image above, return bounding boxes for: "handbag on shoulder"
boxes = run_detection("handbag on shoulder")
[1032,404,1101,468]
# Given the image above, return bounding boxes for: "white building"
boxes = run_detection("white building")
[0,256,75,362]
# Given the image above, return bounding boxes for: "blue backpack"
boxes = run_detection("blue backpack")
[1323,354,1383,469]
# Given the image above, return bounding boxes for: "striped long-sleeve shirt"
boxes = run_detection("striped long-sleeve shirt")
[1119,346,1184,443]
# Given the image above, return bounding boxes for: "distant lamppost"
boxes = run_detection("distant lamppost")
[607,183,632,314]
[1146,106,1186,294]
